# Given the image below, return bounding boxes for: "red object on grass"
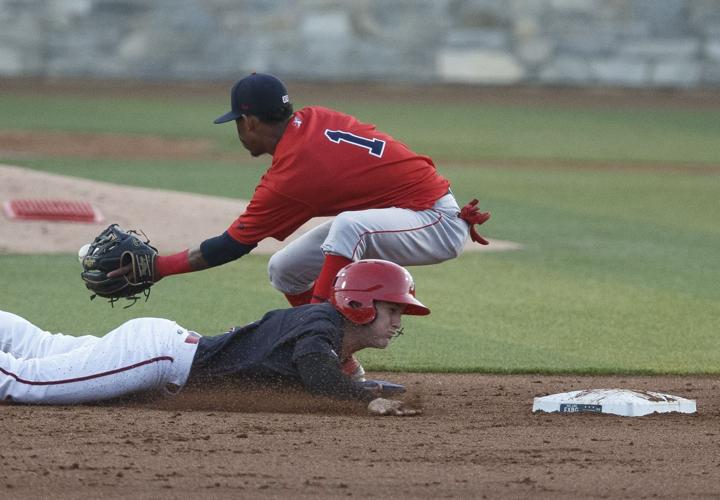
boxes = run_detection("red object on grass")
[2,199,104,223]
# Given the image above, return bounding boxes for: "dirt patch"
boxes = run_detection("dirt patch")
[4,76,720,110]
[1,373,717,499]
[0,130,214,160]
[0,164,520,255]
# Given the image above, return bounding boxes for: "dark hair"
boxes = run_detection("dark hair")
[254,103,294,124]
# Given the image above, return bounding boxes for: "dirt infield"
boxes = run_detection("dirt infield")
[2,373,718,499]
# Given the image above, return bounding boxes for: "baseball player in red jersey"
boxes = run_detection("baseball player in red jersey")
[110,73,490,378]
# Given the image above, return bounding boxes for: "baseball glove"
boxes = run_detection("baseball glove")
[80,224,158,307]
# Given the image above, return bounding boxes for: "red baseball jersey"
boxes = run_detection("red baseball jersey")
[227,106,451,244]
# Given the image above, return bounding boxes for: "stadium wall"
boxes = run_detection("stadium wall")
[1,0,719,88]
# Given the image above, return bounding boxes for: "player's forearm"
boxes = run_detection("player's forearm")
[296,353,376,402]
[155,232,256,279]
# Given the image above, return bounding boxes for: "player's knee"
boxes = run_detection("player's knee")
[268,252,321,295]
[267,253,302,293]
[267,253,286,291]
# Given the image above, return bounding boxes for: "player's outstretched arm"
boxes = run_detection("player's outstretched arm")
[296,353,421,416]
[296,352,378,402]
[108,231,256,280]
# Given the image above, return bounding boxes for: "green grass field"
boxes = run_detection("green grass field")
[1,84,718,374]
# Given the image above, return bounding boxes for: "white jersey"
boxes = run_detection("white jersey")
[0,311,198,404]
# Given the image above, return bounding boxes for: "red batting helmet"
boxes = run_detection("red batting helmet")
[330,259,430,325]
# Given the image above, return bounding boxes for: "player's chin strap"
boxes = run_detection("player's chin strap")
[458,199,491,245]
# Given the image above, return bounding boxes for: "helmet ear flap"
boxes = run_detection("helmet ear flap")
[342,299,376,325]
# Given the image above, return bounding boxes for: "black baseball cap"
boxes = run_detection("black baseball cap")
[213,73,290,124]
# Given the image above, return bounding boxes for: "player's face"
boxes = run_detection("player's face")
[235,116,263,157]
[364,301,406,349]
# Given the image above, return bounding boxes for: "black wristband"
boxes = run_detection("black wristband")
[200,231,256,267]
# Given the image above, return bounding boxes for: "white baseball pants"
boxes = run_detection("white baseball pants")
[268,192,469,294]
[0,311,198,404]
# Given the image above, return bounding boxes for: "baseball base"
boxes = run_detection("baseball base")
[532,388,696,416]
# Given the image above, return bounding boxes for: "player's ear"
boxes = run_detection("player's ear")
[245,114,261,131]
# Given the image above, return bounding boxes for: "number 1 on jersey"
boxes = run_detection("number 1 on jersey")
[324,129,386,158]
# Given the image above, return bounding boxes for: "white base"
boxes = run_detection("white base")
[532,389,696,417]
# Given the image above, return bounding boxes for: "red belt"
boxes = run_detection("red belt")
[185,331,201,344]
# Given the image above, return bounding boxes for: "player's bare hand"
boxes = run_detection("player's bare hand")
[367,398,422,417]
[107,263,132,278]
[107,262,162,281]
